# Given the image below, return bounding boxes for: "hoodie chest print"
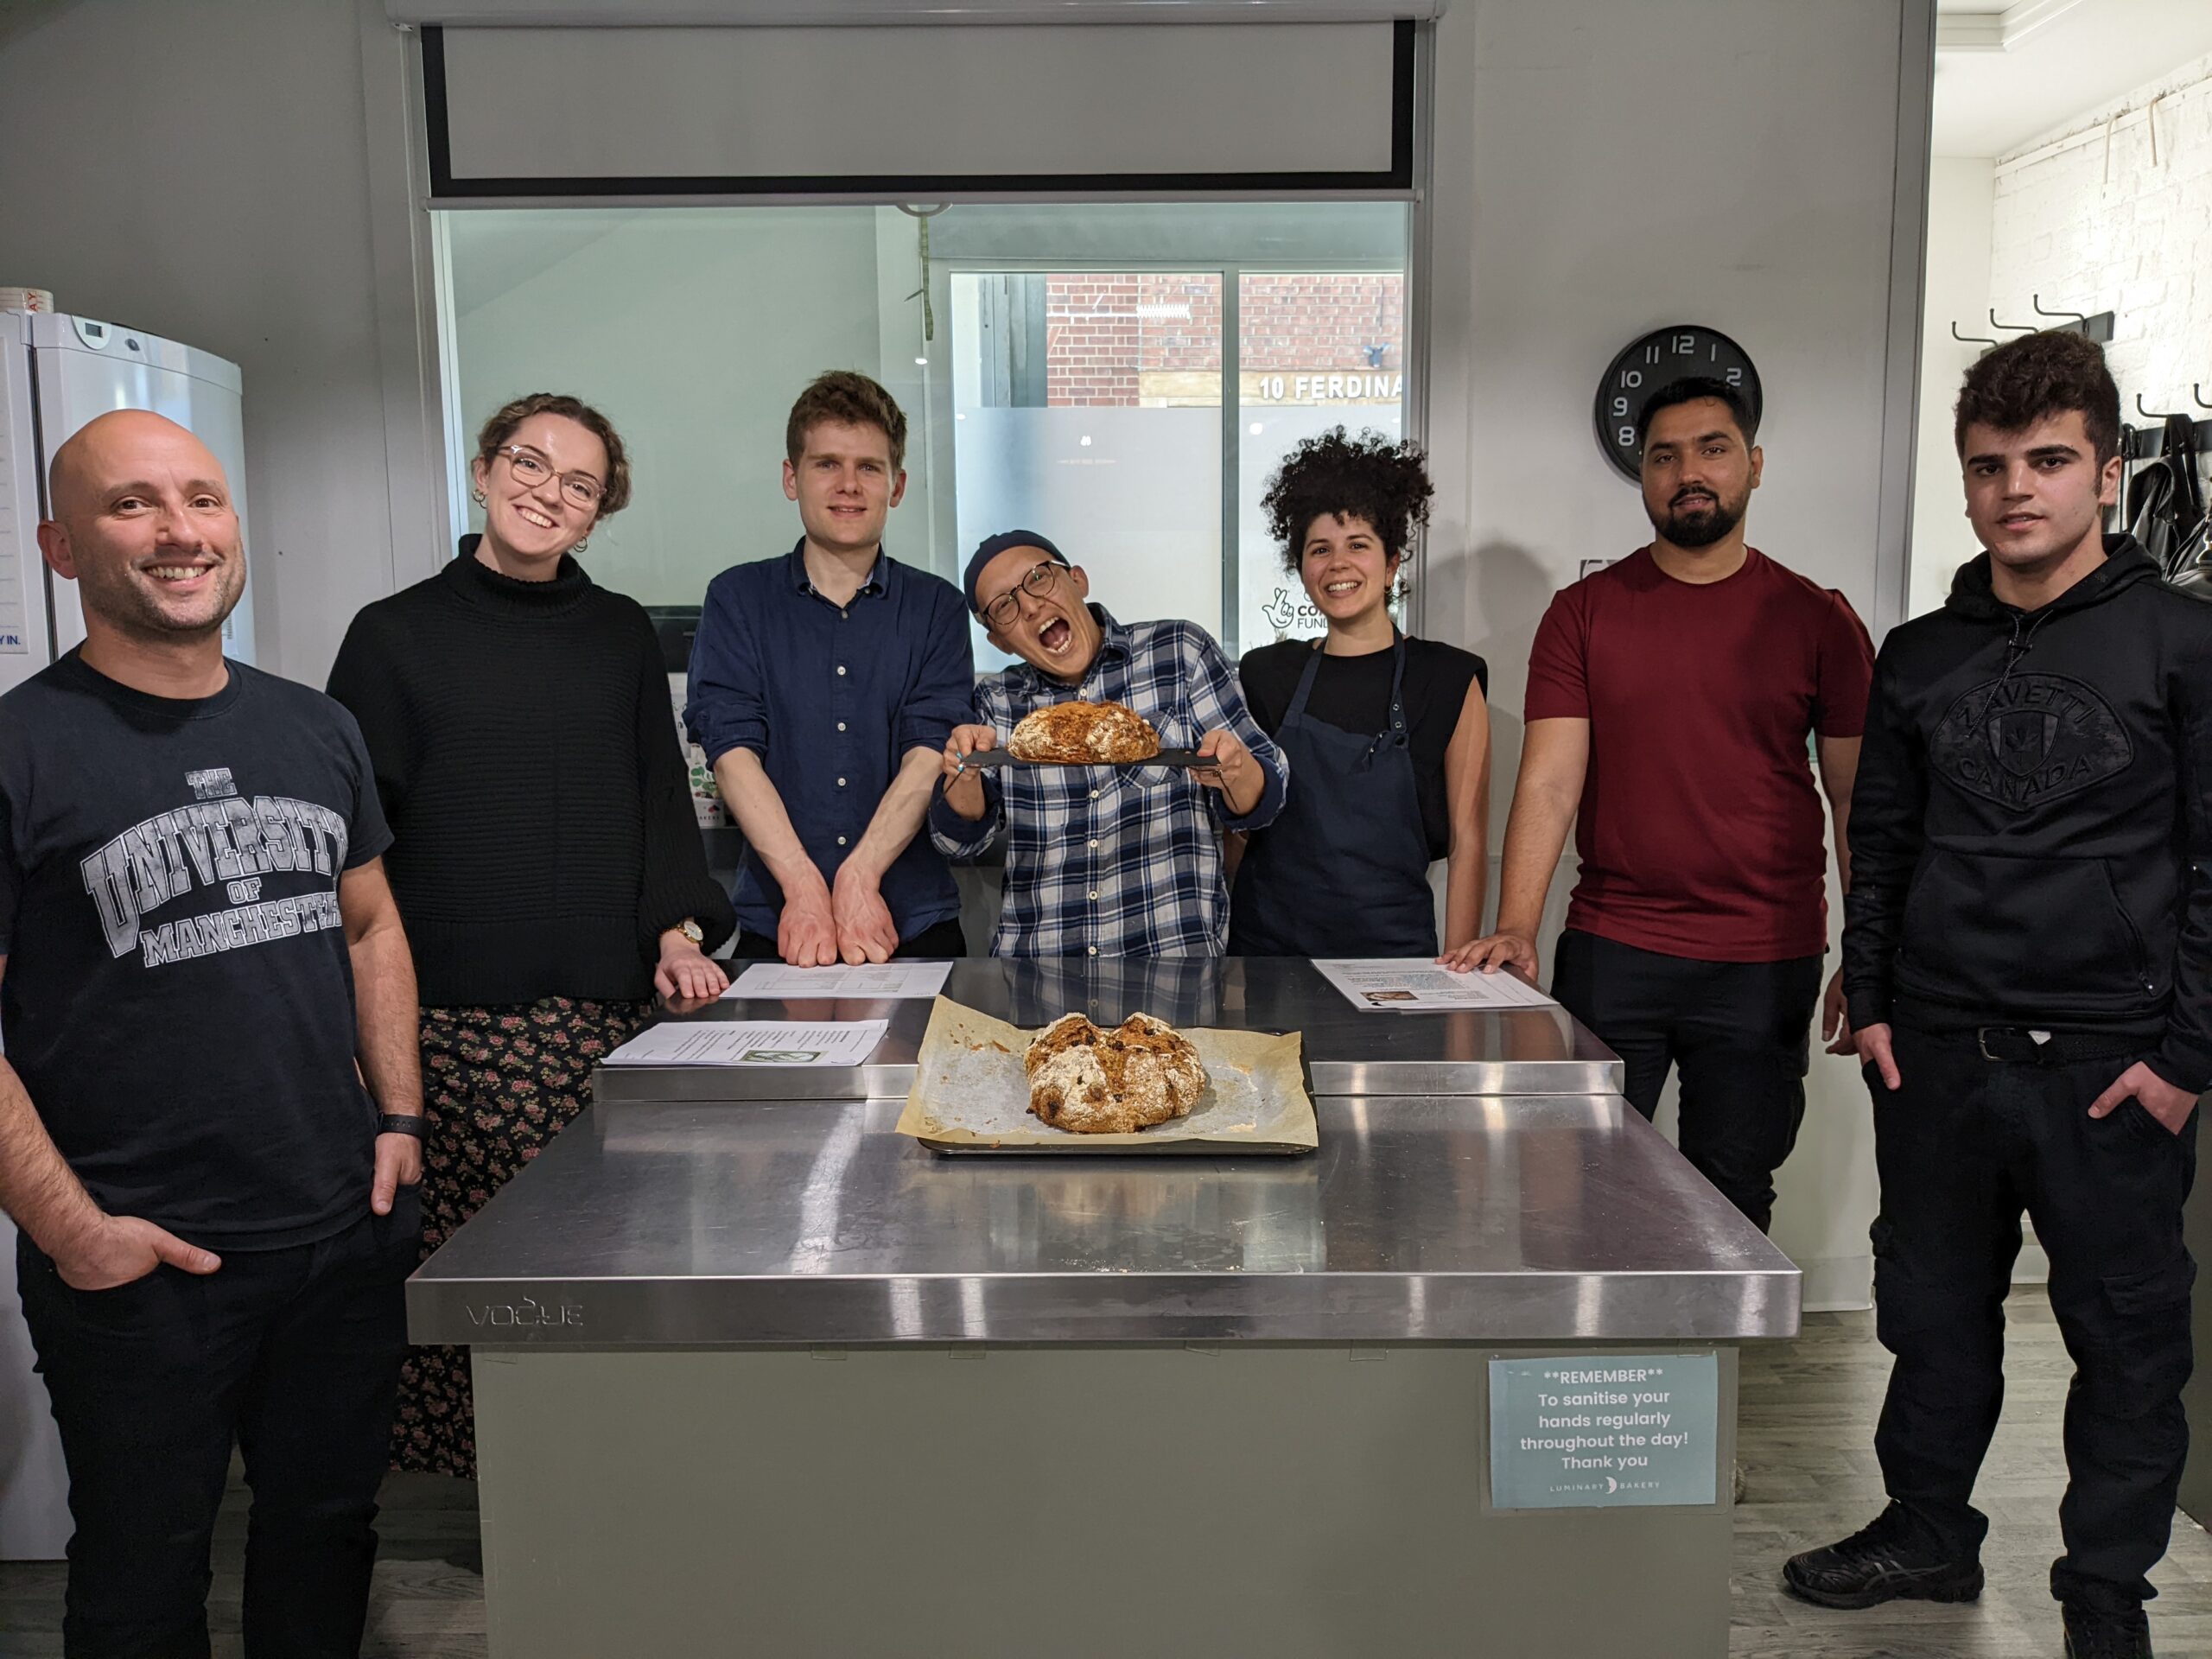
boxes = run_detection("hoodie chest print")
[1926,671,2133,811]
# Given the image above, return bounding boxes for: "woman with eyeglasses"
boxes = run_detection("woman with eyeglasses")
[1228,428,1491,959]
[327,391,734,1478]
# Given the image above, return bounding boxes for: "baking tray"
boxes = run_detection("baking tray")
[896,997,1318,1156]
[959,747,1208,771]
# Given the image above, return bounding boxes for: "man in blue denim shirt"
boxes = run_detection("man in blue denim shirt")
[687,373,972,963]
[933,531,1287,957]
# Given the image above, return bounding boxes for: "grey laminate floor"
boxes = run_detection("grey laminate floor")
[1,1293,2208,1656]
[1733,1293,2212,1657]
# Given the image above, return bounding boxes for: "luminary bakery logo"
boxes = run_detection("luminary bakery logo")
[79,774,353,966]
[1929,672,2132,810]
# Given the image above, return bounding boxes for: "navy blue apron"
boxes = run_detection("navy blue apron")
[1229,634,1437,957]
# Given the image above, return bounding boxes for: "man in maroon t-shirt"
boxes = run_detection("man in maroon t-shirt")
[1450,378,1874,1232]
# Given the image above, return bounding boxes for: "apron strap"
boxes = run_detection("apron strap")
[1384,631,1409,740]
[1281,640,1327,725]
[1361,632,1411,768]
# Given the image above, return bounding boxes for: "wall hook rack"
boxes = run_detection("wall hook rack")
[1950,305,2114,349]
[2121,416,2212,461]
[2195,385,2212,411]
[2005,294,2118,344]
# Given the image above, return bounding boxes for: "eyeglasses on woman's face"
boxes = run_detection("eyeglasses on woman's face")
[496,444,605,511]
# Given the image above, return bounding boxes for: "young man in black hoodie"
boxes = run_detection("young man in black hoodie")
[1782,332,2212,1658]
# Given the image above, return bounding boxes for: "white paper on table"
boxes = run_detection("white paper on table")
[602,1019,890,1067]
[1310,958,1558,1014]
[723,961,954,1001]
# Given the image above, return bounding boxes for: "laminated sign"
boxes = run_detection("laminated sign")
[1487,1354,1719,1509]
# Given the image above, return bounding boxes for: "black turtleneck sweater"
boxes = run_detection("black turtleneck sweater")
[326,539,734,1006]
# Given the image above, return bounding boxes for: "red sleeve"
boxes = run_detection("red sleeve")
[1523,586,1592,721]
[1813,590,1877,739]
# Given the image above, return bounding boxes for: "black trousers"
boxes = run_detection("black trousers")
[1550,929,1822,1232]
[730,915,967,961]
[1870,1023,2196,1611]
[16,1195,416,1658]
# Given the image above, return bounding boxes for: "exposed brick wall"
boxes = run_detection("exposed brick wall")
[1986,52,2212,430]
[1044,271,1405,407]
[1048,274,1144,406]
[1240,273,1403,374]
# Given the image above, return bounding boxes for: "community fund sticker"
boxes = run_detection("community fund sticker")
[1487,1355,1719,1509]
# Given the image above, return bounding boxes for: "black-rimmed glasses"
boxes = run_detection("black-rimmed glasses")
[979,559,1064,631]
[497,444,606,510]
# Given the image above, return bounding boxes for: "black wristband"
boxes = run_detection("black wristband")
[378,1114,426,1140]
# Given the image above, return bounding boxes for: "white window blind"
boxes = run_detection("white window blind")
[391,3,1435,23]
[424,22,1411,198]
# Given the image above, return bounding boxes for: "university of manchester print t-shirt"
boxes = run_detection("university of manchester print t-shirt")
[0,652,393,1249]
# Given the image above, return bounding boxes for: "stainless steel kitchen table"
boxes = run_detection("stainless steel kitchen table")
[410,1096,1792,1348]
[410,966,1793,1657]
[588,954,1624,1102]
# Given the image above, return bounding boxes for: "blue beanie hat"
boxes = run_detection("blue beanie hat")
[963,529,1070,616]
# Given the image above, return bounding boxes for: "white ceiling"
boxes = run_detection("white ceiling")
[1934,0,2212,157]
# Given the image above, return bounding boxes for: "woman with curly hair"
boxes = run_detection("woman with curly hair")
[1229,427,1491,957]
[326,392,735,1477]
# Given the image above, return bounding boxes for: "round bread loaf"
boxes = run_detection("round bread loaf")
[1024,1012,1207,1134]
[1007,700,1160,765]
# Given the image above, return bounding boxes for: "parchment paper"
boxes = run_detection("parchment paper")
[897,997,1318,1155]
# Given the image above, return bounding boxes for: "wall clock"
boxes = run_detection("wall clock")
[1594,326,1763,481]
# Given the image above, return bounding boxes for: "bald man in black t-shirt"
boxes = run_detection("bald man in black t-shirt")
[0,410,424,1656]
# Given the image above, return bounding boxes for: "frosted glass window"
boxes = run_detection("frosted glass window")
[435,202,1411,651]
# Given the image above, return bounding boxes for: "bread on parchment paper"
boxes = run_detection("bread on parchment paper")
[1022,1013,1206,1134]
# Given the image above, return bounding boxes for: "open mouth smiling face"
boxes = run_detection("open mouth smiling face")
[978,547,1103,680]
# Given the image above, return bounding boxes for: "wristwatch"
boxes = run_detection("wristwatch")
[378,1114,426,1139]
[677,918,704,946]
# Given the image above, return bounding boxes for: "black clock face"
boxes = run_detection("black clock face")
[1595,326,1764,482]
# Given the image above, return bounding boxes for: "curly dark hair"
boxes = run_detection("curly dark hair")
[1260,427,1433,575]
[1954,330,2120,463]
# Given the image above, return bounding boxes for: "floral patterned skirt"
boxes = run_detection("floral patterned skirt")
[391,995,654,1478]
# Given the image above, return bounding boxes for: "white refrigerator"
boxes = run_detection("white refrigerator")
[0,308,256,1557]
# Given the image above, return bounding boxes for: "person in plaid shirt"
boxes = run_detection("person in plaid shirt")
[931,531,1287,957]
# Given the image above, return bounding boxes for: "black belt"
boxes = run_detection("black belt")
[1972,1026,2142,1065]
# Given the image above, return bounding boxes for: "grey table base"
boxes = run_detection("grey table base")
[474,1341,1740,1659]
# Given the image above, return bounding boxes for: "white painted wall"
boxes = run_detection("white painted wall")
[1986,51,2212,441]
[1422,0,1919,1309]
[1908,157,1996,620]
[0,0,394,690]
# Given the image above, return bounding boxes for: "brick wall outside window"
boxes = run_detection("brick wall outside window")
[1045,272,1405,407]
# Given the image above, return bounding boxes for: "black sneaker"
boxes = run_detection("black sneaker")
[1780,1502,1984,1610]
[2063,1601,2152,1658]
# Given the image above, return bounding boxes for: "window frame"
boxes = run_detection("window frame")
[938,254,1414,658]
